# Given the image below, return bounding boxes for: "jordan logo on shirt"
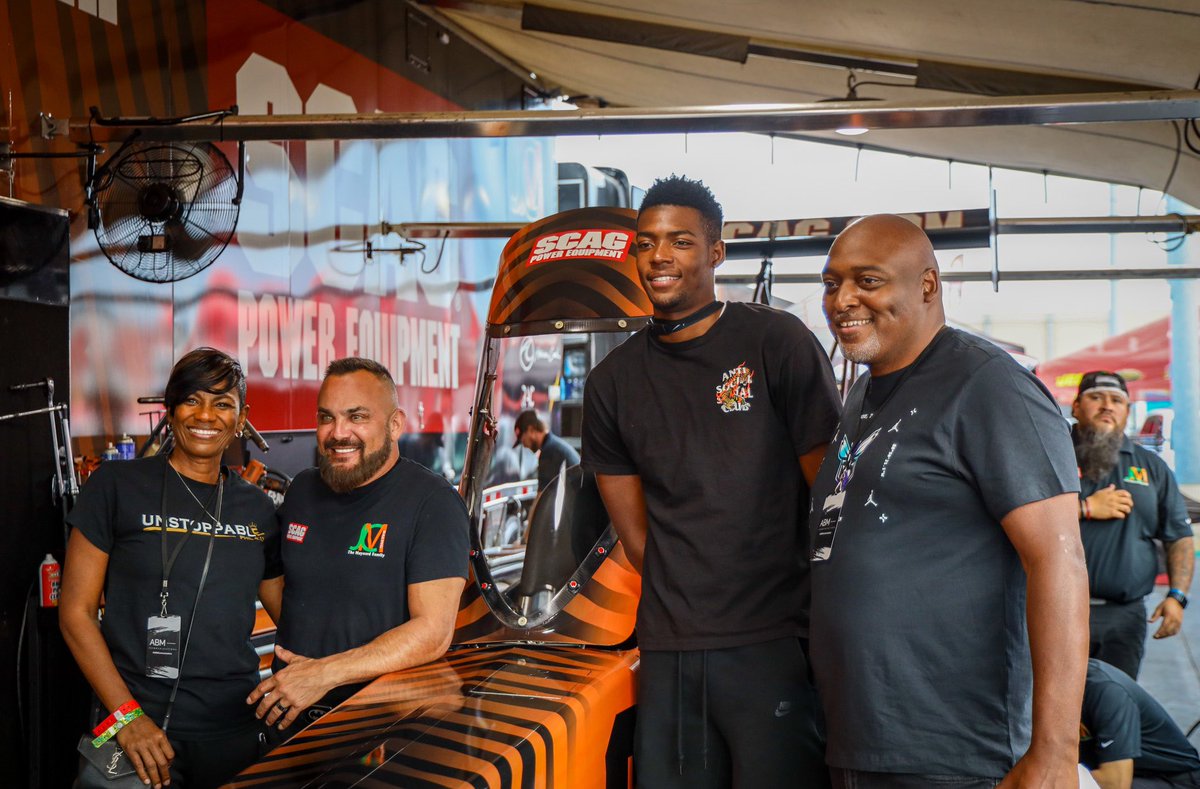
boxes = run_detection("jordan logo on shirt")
[715,363,755,413]
[348,523,389,557]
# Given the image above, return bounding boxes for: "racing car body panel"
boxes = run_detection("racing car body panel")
[457,207,650,647]
[228,645,638,788]
[486,207,652,335]
[232,207,652,786]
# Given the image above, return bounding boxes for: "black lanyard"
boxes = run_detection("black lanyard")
[840,326,950,444]
[159,460,222,618]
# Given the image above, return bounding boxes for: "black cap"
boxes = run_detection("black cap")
[1077,370,1129,400]
[512,410,542,448]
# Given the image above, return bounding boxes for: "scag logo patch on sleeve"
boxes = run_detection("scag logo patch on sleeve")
[286,522,309,543]
[527,229,633,265]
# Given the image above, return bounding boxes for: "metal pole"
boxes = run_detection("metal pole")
[396,213,1200,241]
[716,267,1200,284]
[65,90,1200,143]
[1167,197,1200,483]
[1108,186,1120,337]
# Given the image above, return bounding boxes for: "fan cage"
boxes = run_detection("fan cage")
[93,141,240,283]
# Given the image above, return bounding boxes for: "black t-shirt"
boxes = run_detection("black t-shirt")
[275,458,469,683]
[1077,433,1192,602]
[1080,659,1200,776]
[582,301,841,650]
[66,455,281,739]
[538,432,579,491]
[808,328,1080,776]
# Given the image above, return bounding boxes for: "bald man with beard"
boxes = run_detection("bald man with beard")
[807,215,1090,788]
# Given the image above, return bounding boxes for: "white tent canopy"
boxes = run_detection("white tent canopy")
[431,0,1200,205]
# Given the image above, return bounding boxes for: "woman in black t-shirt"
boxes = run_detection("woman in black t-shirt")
[61,348,283,789]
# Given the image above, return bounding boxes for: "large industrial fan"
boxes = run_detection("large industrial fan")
[90,141,240,283]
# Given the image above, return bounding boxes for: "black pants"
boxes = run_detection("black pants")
[830,768,1001,788]
[635,637,829,789]
[1132,768,1200,788]
[1089,598,1147,678]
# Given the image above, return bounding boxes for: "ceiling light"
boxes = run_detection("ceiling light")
[821,72,881,136]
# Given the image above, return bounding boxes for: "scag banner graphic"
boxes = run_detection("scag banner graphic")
[721,208,991,240]
[527,229,634,265]
[58,0,551,439]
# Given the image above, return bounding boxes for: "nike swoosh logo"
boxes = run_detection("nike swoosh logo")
[1099,740,1114,749]
[774,702,792,718]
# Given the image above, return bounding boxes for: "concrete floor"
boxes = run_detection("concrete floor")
[1140,582,1200,748]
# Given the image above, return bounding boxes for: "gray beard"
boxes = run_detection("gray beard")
[840,334,882,365]
[319,440,393,493]
[1074,426,1125,482]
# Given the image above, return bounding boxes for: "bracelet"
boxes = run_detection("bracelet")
[1167,588,1189,609]
[91,700,140,738]
[91,703,144,747]
[1080,497,1091,519]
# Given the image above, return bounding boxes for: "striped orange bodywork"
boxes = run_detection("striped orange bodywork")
[486,207,652,334]
[227,646,638,788]
[454,538,642,646]
[232,208,652,786]
[253,605,276,675]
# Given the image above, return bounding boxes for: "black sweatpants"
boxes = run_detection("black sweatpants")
[635,637,829,789]
[1132,768,1200,788]
[1089,598,1147,679]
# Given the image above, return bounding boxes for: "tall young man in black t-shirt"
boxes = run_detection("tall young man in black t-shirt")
[583,176,841,787]
[247,358,469,731]
[811,214,1089,789]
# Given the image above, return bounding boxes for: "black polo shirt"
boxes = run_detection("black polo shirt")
[1078,432,1192,603]
[1080,659,1200,776]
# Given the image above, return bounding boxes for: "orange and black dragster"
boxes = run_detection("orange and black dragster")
[229,206,652,788]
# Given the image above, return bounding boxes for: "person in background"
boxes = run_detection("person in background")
[513,408,580,492]
[810,214,1089,788]
[1080,658,1200,788]
[61,348,282,789]
[584,175,840,787]
[1073,370,1195,678]
[247,357,468,735]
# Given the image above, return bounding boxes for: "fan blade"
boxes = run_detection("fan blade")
[94,140,240,283]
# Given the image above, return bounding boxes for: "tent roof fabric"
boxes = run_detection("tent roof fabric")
[436,0,1200,205]
[1036,316,1172,404]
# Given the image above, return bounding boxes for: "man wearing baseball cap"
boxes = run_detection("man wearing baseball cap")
[513,409,579,493]
[1073,370,1195,678]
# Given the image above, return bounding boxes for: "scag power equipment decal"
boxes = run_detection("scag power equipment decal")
[527,229,634,265]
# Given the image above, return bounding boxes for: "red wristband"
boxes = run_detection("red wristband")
[92,700,140,738]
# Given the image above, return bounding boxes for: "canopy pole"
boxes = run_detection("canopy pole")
[1167,197,1200,484]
